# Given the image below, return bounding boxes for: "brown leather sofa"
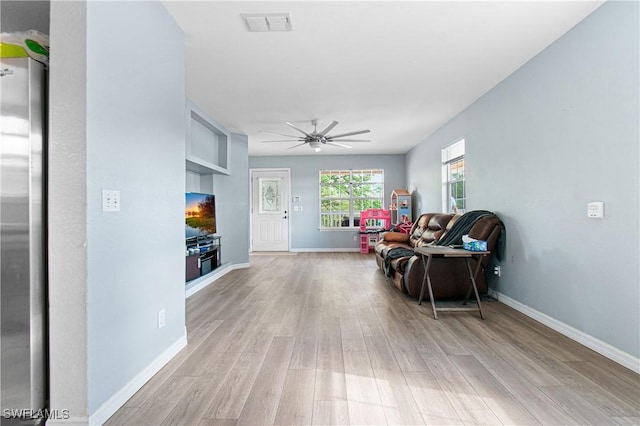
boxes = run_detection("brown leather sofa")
[374,212,503,300]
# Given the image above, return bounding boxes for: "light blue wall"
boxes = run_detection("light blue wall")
[214,134,250,265]
[86,0,186,413]
[249,155,406,250]
[407,1,639,358]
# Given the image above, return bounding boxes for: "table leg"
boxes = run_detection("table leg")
[417,254,438,319]
[462,263,475,304]
[427,266,438,320]
[463,285,473,305]
[464,257,485,319]
[418,254,431,305]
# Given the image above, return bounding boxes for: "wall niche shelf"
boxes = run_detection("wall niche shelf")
[186,158,227,175]
[186,100,230,175]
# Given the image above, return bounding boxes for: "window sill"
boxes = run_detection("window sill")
[318,227,360,231]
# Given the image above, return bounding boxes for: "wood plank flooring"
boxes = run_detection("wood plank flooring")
[107,252,640,425]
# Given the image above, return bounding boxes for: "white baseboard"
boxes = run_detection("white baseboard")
[185,262,233,298]
[290,248,361,253]
[46,416,89,426]
[88,261,250,424]
[88,333,188,426]
[489,289,640,374]
[184,262,249,298]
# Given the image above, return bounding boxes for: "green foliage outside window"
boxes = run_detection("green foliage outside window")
[320,169,384,228]
[447,158,465,212]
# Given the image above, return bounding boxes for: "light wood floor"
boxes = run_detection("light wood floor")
[107,252,639,425]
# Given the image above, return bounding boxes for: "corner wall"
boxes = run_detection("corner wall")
[214,133,250,265]
[49,1,89,422]
[49,0,188,422]
[85,0,186,415]
[406,1,639,362]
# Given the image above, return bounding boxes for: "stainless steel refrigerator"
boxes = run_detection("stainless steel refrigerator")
[0,56,47,421]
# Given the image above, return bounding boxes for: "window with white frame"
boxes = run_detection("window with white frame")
[319,169,384,228]
[442,139,465,214]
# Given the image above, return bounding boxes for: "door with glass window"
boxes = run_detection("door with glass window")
[251,169,290,251]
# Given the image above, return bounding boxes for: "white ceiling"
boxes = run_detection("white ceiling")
[163,1,604,156]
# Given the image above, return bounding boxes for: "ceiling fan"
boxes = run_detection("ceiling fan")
[260,120,371,152]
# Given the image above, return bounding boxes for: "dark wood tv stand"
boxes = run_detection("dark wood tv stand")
[185,235,221,282]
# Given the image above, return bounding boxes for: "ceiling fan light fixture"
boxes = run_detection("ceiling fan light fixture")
[309,140,322,151]
[259,120,371,152]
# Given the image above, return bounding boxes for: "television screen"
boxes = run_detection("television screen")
[185,192,216,238]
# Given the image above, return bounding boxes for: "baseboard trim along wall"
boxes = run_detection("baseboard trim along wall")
[489,289,640,374]
[88,333,188,426]
[290,248,361,253]
[185,262,250,299]
[91,260,251,424]
[185,263,233,298]
[45,417,89,426]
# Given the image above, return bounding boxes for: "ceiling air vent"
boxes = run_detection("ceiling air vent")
[242,13,292,32]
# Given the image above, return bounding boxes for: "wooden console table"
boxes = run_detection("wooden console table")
[414,246,490,319]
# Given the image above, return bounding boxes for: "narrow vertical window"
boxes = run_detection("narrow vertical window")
[442,139,465,214]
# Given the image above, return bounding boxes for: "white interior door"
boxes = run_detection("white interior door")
[251,169,290,251]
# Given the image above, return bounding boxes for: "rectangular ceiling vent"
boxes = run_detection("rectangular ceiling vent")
[242,13,292,32]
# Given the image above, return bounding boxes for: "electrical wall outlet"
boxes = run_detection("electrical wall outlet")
[102,189,120,212]
[158,309,166,329]
[494,266,502,277]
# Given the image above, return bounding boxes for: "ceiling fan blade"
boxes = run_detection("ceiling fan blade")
[285,122,312,137]
[259,131,303,139]
[329,139,371,142]
[317,120,339,137]
[260,139,303,143]
[287,142,308,150]
[326,142,352,149]
[327,129,370,139]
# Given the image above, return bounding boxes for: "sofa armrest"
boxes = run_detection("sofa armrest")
[403,255,423,296]
[381,231,410,244]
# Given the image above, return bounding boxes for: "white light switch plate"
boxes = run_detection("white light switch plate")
[587,201,604,218]
[158,309,166,329]
[103,189,120,212]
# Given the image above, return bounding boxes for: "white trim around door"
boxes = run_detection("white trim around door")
[249,168,291,252]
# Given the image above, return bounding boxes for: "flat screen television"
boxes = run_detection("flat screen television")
[185,192,216,238]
